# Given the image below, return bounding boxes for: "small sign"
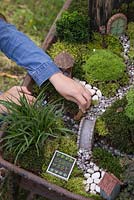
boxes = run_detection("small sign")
[46,150,76,181]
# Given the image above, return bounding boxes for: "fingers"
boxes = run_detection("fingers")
[18,86,32,95]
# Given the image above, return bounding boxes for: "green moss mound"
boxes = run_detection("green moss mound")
[93,147,123,178]
[43,135,77,165]
[83,49,125,82]
[56,11,89,43]
[125,88,134,120]
[95,97,134,154]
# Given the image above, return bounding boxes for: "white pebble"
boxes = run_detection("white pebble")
[92,95,99,101]
[84,173,90,179]
[93,165,99,172]
[94,178,100,184]
[90,190,97,194]
[87,168,94,174]
[90,183,96,191]
[95,185,100,193]
[87,177,93,184]
[89,162,94,167]
[85,84,92,90]
[80,81,86,86]
[83,180,87,185]
[85,184,90,192]
[96,89,102,98]
[93,86,98,90]
[92,172,100,179]
[101,171,105,178]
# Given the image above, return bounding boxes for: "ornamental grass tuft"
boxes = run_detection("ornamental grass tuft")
[0,92,71,163]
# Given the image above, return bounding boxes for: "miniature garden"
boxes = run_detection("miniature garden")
[0,0,134,200]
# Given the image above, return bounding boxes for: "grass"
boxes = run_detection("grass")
[0,91,71,163]
[0,0,65,91]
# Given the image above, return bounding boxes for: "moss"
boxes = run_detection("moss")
[66,177,102,200]
[93,147,123,178]
[66,177,89,197]
[95,118,109,136]
[98,82,119,98]
[68,0,88,17]
[92,33,123,56]
[44,135,77,165]
[97,97,134,154]
[41,165,66,187]
[17,145,45,174]
[127,22,134,43]
[83,49,125,83]
[58,136,77,156]
[125,88,134,120]
[56,11,89,43]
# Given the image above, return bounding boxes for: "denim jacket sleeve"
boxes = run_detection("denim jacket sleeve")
[0,19,61,86]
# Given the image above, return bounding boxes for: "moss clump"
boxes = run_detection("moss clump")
[83,49,125,82]
[66,177,102,200]
[43,135,77,165]
[93,147,123,178]
[125,88,134,120]
[96,97,134,154]
[98,82,119,98]
[92,33,123,56]
[95,118,109,136]
[66,177,89,197]
[56,11,89,43]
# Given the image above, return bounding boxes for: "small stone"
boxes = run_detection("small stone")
[90,190,96,194]
[90,162,94,167]
[85,184,90,192]
[101,171,105,178]
[84,173,90,179]
[80,81,86,86]
[85,84,92,90]
[92,172,100,179]
[90,183,96,191]
[96,89,102,98]
[87,168,94,174]
[87,177,93,184]
[95,185,100,193]
[93,86,98,91]
[83,180,87,185]
[93,165,99,172]
[92,95,99,101]
[94,178,100,184]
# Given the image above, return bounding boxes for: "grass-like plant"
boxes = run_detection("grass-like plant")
[0,92,71,163]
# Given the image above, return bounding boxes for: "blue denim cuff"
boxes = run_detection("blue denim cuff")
[29,61,61,86]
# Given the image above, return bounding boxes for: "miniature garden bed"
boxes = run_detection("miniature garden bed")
[0,0,134,200]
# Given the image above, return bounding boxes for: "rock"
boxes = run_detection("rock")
[87,177,93,184]
[89,162,94,167]
[92,172,100,179]
[85,184,90,192]
[87,168,94,174]
[84,173,90,179]
[83,180,87,185]
[93,165,99,172]
[90,183,96,191]
[85,84,92,90]
[80,81,86,86]
[96,89,102,98]
[95,185,100,193]
[90,190,97,194]
[92,95,99,101]
[101,171,105,178]
[94,178,100,184]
